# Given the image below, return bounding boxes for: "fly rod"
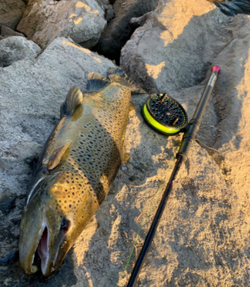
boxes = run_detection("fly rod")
[127,65,220,287]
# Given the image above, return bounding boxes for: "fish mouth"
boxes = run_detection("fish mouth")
[32,219,68,276]
[37,225,50,276]
[28,219,52,276]
[20,215,69,276]
[20,219,53,276]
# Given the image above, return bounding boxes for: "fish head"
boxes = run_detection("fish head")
[19,172,98,276]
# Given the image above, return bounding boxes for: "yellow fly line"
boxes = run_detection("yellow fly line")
[142,104,181,135]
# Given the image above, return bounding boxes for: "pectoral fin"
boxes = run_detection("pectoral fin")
[61,86,83,116]
[43,141,72,170]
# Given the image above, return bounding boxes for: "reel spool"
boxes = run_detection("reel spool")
[142,94,188,135]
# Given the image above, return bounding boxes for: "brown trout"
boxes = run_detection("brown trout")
[19,69,134,276]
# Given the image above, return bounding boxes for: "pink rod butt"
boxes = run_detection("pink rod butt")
[212,66,220,73]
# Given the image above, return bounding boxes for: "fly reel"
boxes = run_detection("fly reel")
[142,93,188,135]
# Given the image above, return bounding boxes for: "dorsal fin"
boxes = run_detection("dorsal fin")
[43,141,72,170]
[107,67,143,93]
[63,86,83,116]
[87,72,109,93]
[107,68,125,78]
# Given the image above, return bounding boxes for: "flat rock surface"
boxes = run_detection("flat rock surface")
[0,0,250,286]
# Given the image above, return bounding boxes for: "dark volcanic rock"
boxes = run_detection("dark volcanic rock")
[96,0,159,62]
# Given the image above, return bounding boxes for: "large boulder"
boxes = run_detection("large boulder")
[17,0,107,49]
[120,0,235,93]
[0,0,26,29]
[0,36,41,67]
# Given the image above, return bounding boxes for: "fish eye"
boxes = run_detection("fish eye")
[61,218,71,231]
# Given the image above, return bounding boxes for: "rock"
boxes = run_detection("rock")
[0,25,24,38]
[208,19,250,237]
[130,12,153,29]
[0,36,41,67]
[0,0,26,29]
[0,195,16,216]
[17,0,107,49]
[120,0,234,93]
[97,0,159,62]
